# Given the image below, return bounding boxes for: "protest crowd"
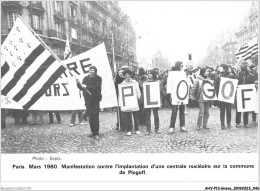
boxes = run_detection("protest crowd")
[2,60,258,140]
[1,17,258,142]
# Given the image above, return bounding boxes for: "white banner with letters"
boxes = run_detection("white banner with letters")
[254,92,258,113]
[143,82,160,108]
[218,77,238,104]
[118,83,139,112]
[2,43,118,110]
[200,80,217,101]
[167,71,189,104]
[236,84,257,112]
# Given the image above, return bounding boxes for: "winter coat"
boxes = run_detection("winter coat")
[77,74,102,106]
[191,75,212,103]
[236,71,255,85]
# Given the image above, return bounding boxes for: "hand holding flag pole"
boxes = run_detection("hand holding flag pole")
[17,16,92,96]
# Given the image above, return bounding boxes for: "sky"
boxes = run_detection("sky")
[119,1,252,67]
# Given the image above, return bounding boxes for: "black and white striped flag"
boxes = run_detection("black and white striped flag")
[1,17,66,110]
[242,37,258,60]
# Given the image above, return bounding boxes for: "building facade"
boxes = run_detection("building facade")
[222,39,237,66]
[1,1,138,72]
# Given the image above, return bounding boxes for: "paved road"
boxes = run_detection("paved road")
[1,108,258,153]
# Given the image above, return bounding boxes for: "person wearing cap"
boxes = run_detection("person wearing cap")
[143,69,166,135]
[168,61,188,134]
[215,64,235,130]
[235,61,255,128]
[120,69,141,136]
[76,66,102,140]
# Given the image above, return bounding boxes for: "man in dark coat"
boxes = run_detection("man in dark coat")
[76,66,102,140]
[235,61,255,128]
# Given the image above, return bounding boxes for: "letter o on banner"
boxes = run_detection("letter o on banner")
[201,81,215,99]
[221,81,234,100]
[176,80,189,101]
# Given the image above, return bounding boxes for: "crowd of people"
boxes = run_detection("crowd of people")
[2,60,258,140]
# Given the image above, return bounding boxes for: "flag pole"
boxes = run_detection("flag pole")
[17,16,92,95]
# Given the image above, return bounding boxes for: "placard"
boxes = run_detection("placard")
[218,77,238,104]
[143,82,161,108]
[200,80,217,101]
[236,84,257,112]
[118,83,139,112]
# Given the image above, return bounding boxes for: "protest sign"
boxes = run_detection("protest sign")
[167,71,189,104]
[188,74,197,86]
[118,83,139,112]
[143,82,161,108]
[254,92,258,113]
[200,80,217,101]
[1,95,23,109]
[218,77,238,104]
[236,84,257,112]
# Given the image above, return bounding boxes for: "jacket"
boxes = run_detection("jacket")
[77,74,102,106]
[236,71,255,85]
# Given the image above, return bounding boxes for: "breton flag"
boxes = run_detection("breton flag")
[242,37,258,60]
[64,34,72,59]
[1,17,66,110]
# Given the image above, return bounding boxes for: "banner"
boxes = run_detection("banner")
[143,82,161,108]
[236,84,257,112]
[218,77,238,104]
[167,71,189,104]
[1,95,23,109]
[3,43,118,110]
[200,80,217,101]
[118,83,139,112]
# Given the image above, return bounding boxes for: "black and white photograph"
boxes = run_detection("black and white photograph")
[1,1,259,190]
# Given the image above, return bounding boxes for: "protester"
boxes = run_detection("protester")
[30,110,44,125]
[215,64,235,130]
[120,69,141,136]
[76,66,102,140]
[11,109,29,125]
[70,110,83,127]
[114,68,125,130]
[137,67,148,125]
[48,111,61,124]
[144,69,166,135]
[235,61,255,128]
[191,68,212,130]
[168,61,188,134]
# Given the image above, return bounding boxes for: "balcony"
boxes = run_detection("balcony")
[1,1,22,12]
[54,11,65,23]
[27,1,45,15]
[48,30,66,40]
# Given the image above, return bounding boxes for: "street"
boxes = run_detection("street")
[1,107,258,153]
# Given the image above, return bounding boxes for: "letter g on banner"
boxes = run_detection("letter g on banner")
[176,80,189,101]
[201,81,216,100]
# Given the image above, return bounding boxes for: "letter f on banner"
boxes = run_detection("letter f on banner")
[236,84,256,112]
[121,86,133,106]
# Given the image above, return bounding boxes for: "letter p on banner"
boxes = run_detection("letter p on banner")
[218,77,238,104]
[236,84,257,112]
[143,81,160,108]
[118,83,139,111]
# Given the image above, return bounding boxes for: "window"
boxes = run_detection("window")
[32,15,41,30]
[55,22,64,38]
[54,1,63,13]
[71,28,77,39]
[7,12,18,29]
[70,6,76,17]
